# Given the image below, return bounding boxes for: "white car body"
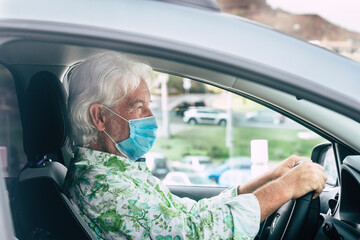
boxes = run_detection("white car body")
[183,107,228,126]
[163,172,216,186]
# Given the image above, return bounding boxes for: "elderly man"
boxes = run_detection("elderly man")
[64,53,326,239]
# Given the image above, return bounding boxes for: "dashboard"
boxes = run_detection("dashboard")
[314,155,360,239]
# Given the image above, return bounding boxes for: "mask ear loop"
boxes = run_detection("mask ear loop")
[101,105,133,159]
[103,129,130,159]
[102,105,128,143]
[102,105,129,123]
[103,130,117,145]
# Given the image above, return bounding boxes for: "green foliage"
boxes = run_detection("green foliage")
[165,75,208,95]
[167,75,184,95]
[189,81,207,94]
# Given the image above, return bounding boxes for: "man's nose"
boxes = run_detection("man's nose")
[144,106,153,117]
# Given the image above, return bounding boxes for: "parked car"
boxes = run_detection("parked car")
[162,171,216,186]
[183,107,228,126]
[0,0,360,239]
[218,168,252,187]
[145,152,169,179]
[173,101,190,116]
[170,155,212,172]
[207,157,251,183]
[182,155,212,166]
[245,109,285,124]
[173,101,206,116]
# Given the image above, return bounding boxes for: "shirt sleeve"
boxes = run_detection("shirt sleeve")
[169,186,261,239]
[96,185,260,240]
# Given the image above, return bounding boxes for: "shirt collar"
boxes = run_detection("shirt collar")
[77,147,132,164]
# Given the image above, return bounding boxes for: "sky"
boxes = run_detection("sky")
[267,0,360,33]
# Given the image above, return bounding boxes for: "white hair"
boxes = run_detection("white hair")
[67,52,154,147]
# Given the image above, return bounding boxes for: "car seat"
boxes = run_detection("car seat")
[12,71,96,240]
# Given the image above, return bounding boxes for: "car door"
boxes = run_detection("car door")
[198,110,216,124]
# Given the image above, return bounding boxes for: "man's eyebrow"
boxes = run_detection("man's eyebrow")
[129,99,145,106]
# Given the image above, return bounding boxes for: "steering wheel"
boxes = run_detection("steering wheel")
[267,191,320,240]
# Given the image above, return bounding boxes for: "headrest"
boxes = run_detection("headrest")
[23,71,67,162]
[18,161,67,187]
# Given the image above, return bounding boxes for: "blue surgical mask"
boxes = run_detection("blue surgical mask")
[102,105,158,161]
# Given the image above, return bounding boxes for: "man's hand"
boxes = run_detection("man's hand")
[254,159,327,221]
[279,160,327,199]
[239,155,314,195]
[271,155,311,180]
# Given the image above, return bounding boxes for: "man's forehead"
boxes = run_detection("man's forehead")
[117,81,150,105]
[125,91,150,104]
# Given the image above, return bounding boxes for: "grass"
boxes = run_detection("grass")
[152,125,325,163]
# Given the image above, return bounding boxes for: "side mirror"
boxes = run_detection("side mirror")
[311,143,338,186]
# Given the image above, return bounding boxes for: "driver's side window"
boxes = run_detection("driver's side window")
[148,74,330,187]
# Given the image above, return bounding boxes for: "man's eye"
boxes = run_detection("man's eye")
[134,103,143,109]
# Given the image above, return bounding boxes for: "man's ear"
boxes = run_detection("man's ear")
[89,103,106,131]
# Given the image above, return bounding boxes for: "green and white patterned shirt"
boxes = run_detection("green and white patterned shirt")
[64,147,260,240]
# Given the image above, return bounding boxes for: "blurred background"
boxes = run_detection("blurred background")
[217,0,360,61]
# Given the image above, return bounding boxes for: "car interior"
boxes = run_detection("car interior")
[11,70,97,239]
[1,8,360,240]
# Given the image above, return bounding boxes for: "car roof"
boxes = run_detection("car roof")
[154,0,221,12]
